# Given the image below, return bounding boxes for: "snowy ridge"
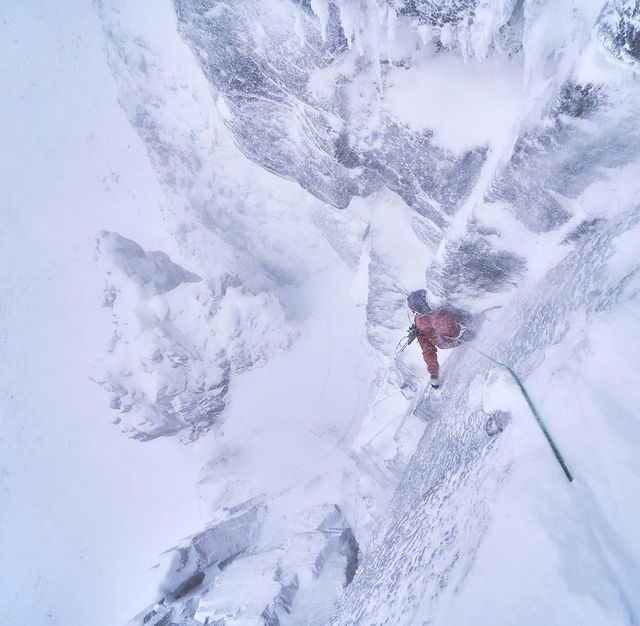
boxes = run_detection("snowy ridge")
[93,0,344,442]
[92,3,408,622]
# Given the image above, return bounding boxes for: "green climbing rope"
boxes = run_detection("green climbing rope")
[473,347,574,483]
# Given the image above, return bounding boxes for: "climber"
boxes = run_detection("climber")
[406,289,474,389]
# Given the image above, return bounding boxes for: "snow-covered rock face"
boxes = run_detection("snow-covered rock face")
[169,0,640,307]
[599,0,640,68]
[330,192,640,626]
[95,231,294,441]
[130,501,358,626]
[75,0,640,623]
[173,0,365,210]
[174,0,487,229]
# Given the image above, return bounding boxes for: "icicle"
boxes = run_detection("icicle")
[320,0,391,96]
[333,0,357,51]
[310,0,329,42]
[440,23,454,49]
[386,6,397,43]
[293,5,306,48]
[418,24,431,46]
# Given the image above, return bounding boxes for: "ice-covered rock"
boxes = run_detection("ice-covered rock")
[174,0,368,209]
[95,231,293,441]
[330,193,640,625]
[98,230,202,296]
[163,501,267,598]
[173,0,488,222]
[130,502,358,626]
[487,82,632,234]
[598,0,640,69]
[427,54,640,303]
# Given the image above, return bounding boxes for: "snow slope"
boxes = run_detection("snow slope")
[0,2,210,624]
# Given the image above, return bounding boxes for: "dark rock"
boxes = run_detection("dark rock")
[598,0,640,69]
[171,571,206,600]
[395,0,487,25]
[428,237,526,301]
[98,231,201,297]
[487,80,636,235]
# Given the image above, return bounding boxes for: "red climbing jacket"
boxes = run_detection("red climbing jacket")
[414,309,467,378]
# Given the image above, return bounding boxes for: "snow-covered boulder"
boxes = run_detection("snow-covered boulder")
[95,231,294,441]
[99,230,202,296]
[130,502,358,626]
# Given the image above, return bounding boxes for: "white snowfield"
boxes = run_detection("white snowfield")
[1,0,639,625]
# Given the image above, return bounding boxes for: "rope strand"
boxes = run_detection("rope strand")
[471,346,574,483]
